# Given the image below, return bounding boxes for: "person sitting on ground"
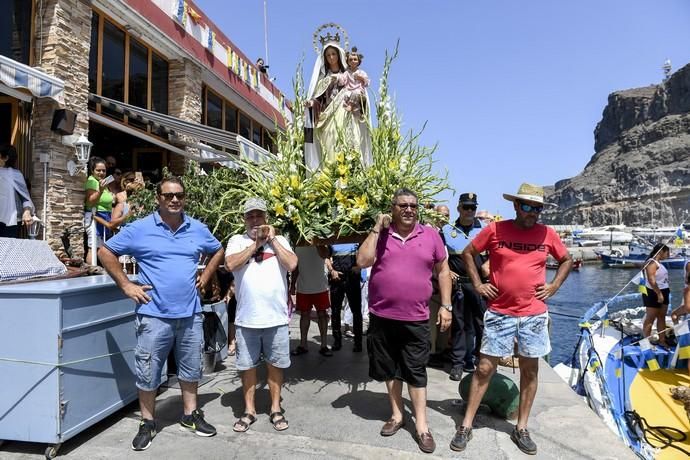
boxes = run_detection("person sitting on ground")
[642,243,671,347]
[225,197,297,433]
[0,144,34,238]
[291,245,333,356]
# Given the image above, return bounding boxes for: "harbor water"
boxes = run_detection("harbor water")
[548,264,687,365]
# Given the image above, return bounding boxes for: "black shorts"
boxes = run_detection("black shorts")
[367,313,430,387]
[643,287,670,308]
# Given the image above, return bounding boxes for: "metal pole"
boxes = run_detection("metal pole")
[91,207,97,266]
[263,0,269,65]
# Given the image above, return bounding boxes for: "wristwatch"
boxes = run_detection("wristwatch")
[441,304,453,312]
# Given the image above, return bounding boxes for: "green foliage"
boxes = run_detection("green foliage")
[128,44,450,244]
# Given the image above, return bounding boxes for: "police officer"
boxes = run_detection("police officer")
[441,192,487,381]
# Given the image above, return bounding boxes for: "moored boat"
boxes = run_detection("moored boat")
[554,294,690,459]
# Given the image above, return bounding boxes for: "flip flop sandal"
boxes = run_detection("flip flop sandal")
[291,346,308,356]
[232,413,256,432]
[269,411,289,431]
[319,347,333,357]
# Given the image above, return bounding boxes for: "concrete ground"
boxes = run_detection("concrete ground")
[2,316,635,459]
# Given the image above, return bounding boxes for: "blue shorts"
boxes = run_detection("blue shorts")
[480,310,551,359]
[235,325,290,371]
[134,313,203,391]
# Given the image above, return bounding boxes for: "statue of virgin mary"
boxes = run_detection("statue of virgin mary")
[304,24,372,171]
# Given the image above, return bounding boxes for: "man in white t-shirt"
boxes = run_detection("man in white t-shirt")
[225,197,297,433]
[291,245,332,357]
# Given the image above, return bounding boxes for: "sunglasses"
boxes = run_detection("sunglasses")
[160,192,186,200]
[518,202,543,213]
[461,205,477,211]
[394,203,419,210]
[253,246,265,263]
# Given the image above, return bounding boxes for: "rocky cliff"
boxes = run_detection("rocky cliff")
[542,63,690,226]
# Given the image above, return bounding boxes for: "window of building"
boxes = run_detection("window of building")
[88,12,100,111]
[128,38,148,129]
[0,0,33,65]
[151,53,168,114]
[88,10,169,131]
[101,20,125,120]
[224,104,238,134]
[206,90,223,130]
[252,124,262,146]
[239,113,251,140]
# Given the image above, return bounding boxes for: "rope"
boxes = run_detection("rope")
[624,410,690,456]
[0,349,135,367]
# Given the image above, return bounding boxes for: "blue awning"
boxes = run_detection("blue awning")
[0,54,64,104]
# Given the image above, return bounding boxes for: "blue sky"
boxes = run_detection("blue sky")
[196,0,690,221]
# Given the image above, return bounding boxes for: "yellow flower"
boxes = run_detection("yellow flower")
[270,186,281,198]
[290,174,300,189]
[335,189,346,202]
[274,203,286,216]
[336,151,345,163]
[337,164,348,176]
[354,194,368,209]
[388,159,399,170]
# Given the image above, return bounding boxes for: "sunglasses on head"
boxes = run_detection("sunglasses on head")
[160,192,186,200]
[518,202,543,213]
[394,203,418,210]
[461,205,477,211]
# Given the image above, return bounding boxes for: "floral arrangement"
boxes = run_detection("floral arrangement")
[129,46,450,244]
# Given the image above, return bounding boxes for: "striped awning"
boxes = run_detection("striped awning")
[0,55,65,104]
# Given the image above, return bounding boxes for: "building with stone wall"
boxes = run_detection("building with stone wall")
[1,0,289,259]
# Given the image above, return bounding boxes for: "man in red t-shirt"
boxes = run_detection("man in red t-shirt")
[450,183,572,456]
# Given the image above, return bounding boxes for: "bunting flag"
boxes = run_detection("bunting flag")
[639,338,660,371]
[633,270,648,295]
[250,68,258,88]
[595,304,609,328]
[612,349,623,378]
[239,59,245,80]
[188,6,202,23]
[175,0,187,26]
[226,46,232,69]
[674,319,690,360]
[207,30,215,50]
[232,51,239,74]
[587,354,601,373]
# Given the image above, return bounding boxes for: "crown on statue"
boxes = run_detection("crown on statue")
[319,32,340,46]
[312,23,349,54]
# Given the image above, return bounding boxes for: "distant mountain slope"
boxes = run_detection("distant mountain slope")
[542,63,690,226]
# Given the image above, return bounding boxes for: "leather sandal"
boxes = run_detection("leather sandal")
[380,417,405,436]
[232,413,256,432]
[269,411,289,431]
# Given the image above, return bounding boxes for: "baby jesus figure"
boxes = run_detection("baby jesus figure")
[339,47,370,116]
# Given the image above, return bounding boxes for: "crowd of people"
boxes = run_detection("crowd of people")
[95,176,578,455]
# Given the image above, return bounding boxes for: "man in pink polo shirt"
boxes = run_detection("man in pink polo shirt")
[450,183,572,456]
[357,188,452,454]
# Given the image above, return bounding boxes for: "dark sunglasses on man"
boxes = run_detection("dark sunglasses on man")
[160,192,186,201]
[461,205,477,211]
[518,202,543,213]
[395,203,418,210]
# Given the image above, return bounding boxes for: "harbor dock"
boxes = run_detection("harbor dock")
[1,317,635,459]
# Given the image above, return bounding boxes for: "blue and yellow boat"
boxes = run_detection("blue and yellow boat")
[555,294,690,459]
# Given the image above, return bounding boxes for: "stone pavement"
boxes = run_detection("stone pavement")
[2,316,635,459]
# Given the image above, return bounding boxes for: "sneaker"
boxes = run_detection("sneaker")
[131,419,156,451]
[449,365,463,381]
[179,409,216,437]
[511,427,537,455]
[449,425,473,452]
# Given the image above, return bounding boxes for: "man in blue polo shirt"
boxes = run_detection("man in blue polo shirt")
[441,192,487,381]
[98,176,224,451]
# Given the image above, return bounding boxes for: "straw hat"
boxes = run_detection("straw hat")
[502,183,546,205]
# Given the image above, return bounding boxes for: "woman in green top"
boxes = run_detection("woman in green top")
[84,156,114,265]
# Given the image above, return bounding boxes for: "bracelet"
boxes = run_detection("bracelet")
[268,237,276,245]
[370,229,379,235]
